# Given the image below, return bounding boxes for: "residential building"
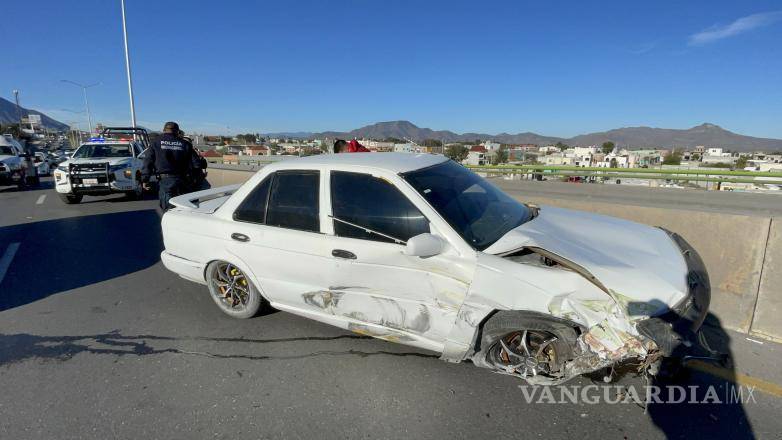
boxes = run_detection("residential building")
[466,145,488,165]
[701,147,736,165]
[244,145,270,156]
[394,143,419,154]
[541,153,574,166]
[481,141,501,153]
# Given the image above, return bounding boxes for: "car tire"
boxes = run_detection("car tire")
[477,311,578,378]
[59,193,83,204]
[205,260,265,319]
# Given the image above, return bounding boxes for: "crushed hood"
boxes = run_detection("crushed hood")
[484,206,689,309]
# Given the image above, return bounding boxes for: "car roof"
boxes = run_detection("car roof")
[271,152,449,174]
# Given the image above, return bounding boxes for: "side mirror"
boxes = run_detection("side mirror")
[404,233,445,258]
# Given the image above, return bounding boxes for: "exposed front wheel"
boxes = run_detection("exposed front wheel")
[58,193,83,204]
[205,260,265,319]
[478,311,577,380]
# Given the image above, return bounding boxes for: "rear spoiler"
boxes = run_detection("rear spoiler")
[169,184,242,210]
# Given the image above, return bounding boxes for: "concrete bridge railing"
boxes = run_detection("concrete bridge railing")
[205,165,781,342]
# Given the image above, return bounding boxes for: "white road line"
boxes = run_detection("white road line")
[0,242,20,286]
[36,194,46,205]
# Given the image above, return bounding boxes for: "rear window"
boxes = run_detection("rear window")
[265,171,320,232]
[233,176,272,224]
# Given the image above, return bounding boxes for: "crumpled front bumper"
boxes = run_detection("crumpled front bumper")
[636,229,711,357]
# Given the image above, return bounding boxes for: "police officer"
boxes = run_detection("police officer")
[142,121,199,210]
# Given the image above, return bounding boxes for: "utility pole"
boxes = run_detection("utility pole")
[61,80,100,133]
[12,89,22,131]
[121,0,137,128]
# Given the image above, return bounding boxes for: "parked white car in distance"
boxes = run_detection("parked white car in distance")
[160,153,710,384]
[53,138,146,204]
[33,152,51,176]
[0,135,30,188]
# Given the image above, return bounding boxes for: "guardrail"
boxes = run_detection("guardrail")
[206,157,782,185]
[467,164,782,185]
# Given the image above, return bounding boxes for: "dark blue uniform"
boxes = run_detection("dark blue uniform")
[142,133,198,210]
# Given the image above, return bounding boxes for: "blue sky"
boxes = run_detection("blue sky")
[2,1,781,137]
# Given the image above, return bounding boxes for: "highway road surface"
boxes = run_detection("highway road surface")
[1,179,782,439]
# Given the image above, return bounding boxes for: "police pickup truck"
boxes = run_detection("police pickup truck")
[53,128,149,204]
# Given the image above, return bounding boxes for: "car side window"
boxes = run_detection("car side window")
[265,171,320,232]
[331,171,429,244]
[233,174,273,224]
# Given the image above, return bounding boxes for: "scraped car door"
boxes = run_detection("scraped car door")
[310,170,470,351]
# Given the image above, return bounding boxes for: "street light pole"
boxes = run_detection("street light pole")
[61,80,101,134]
[82,86,92,134]
[12,89,22,131]
[121,0,137,129]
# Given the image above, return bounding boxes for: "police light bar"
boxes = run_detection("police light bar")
[88,137,105,142]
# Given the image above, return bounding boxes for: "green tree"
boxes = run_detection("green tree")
[492,146,508,165]
[422,139,443,148]
[609,158,618,168]
[555,142,569,152]
[236,133,257,144]
[735,156,748,169]
[662,151,682,165]
[445,145,469,162]
[601,141,615,155]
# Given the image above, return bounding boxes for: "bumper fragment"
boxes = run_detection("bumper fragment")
[638,229,711,357]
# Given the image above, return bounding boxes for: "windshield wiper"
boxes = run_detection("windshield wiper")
[328,215,406,244]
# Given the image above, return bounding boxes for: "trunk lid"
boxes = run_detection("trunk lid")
[168,184,242,214]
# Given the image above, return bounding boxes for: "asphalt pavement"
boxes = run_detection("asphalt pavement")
[1,179,781,439]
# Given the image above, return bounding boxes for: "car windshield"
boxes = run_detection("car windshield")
[401,160,533,251]
[0,146,15,155]
[73,143,132,158]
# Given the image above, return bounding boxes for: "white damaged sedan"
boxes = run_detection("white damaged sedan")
[161,153,709,384]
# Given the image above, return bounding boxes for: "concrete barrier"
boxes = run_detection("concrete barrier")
[517,196,771,334]
[206,167,781,340]
[753,219,780,341]
[207,166,259,186]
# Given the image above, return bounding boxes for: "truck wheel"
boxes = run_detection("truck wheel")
[205,260,265,319]
[476,311,578,379]
[59,193,83,204]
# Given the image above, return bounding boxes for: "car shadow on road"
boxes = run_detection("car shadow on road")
[0,180,55,193]
[0,209,162,312]
[645,313,755,439]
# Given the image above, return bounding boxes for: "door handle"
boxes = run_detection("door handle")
[331,249,356,259]
[231,232,250,242]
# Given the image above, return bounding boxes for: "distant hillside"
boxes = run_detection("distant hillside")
[0,96,69,131]
[568,123,782,151]
[282,120,782,152]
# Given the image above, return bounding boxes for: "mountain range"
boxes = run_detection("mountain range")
[2,96,779,152]
[268,120,782,152]
[0,97,69,131]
